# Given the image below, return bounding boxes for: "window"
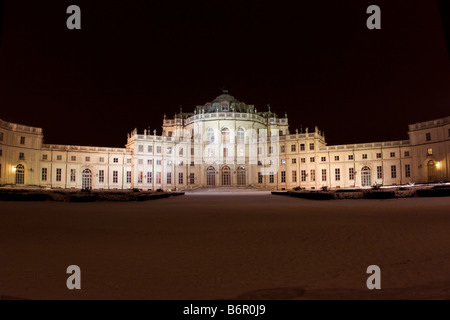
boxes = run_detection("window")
[281,171,286,183]
[167,172,172,184]
[148,145,153,153]
[427,148,432,155]
[291,144,296,152]
[41,168,47,181]
[281,159,286,164]
[268,146,273,154]
[71,156,76,161]
[348,155,354,160]
[349,168,354,180]
[390,152,395,158]
[221,128,230,143]
[167,160,172,166]
[362,154,367,159]
[19,152,25,160]
[99,157,104,162]
[156,172,162,184]
[70,169,76,182]
[147,172,152,184]
[190,161,194,166]
[20,136,25,144]
[280,146,285,153]
[206,128,215,144]
[391,165,397,179]
[404,151,410,157]
[405,164,411,178]
[167,147,172,154]
[426,132,431,141]
[42,154,48,160]
[138,172,143,183]
[147,159,153,165]
[113,171,118,183]
[223,148,228,157]
[300,144,305,151]
[377,166,383,179]
[127,171,131,183]
[321,169,327,181]
[0,132,3,141]
[178,172,183,184]
[113,158,119,163]
[190,173,195,184]
[191,148,194,155]
[179,148,183,156]
[376,153,382,159]
[237,128,245,143]
[301,158,306,163]
[258,160,262,166]
[85,156,90,162]
[258,172,263,184]
[57,155,62,161]
[157,146,162,153]
[310,169,316,181]
[138,159,143,165]
[310,157,315,163]
[156,160,161,165]
[448,128,450,137]
[269,172,274,183]
[292,170,297,182]
[335,168,340,181]
[334,156,339,161]
[309,143,314,150]
[301,170,306,182]
[138,145,144,152]
[269,160,274,165]
[56,168,62,182]
[0,149,2,156]
[292,158,297,164]
[257,147,262,155]
[99,170,104,183]
[321,157,326,162]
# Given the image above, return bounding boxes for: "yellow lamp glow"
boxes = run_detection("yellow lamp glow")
[12,166,16,172]
[435,162,440,168]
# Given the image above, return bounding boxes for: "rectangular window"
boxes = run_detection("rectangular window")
[147,159,153,165]
[42,154,48,160]
[362,154,367,159]
[291,158,297,164]
[269,160,274,165]
[309,143,314,151]
[167,147,172,154]
[321,156,326,162]
[257,160,262,166]
[334,156,339,161]
[301,158,306,163]
[0,132,3,141]
[147,172,152,184]
[391,165,397,179]
[85,156,90,162]
[310,169,315,182]
[404,151,410,157]
[281,159,286,164]
[349,168,354,180]
[167,160,172,166]
[157,146,162,153]
[390,152,395,158]
[56,168,62,182]
[376,153,382,159]
[257,147,262,155]
[19,152,25,160]
[191,148,194,156]
[167,172,172,184]
[223,148,228,157]
[70,169,76,182]
[57,155,62,161]
[280,145,285,153]
[426,132,431,141]
[377,166,383,179]
[71,156,76,161]
[99,170,104,183]
[113,158,119,163]
[321,169,327,181]
[127,171,131,183]
[113,171,118,183]
[138,159,143,164]
[335,168,340,181]
[138,172,143,183]
[138,145,144,152]
[0,149,2,157]
[156,172,162,184]
[348,154,354,160]
[190,173,195,184]
[292,170,297,183]
[156,160,161,165]
[301,170,306,182]
[20,136,25,144]
[427,148,432,155]
[179,148,183,156]
[99,157,104,162]
[310,157,315,163]
[127,158,131,164]
[405,164,411,178]
[258,172,263,184]
[291,144,296,152]
[268,146,273,154]
[42,168,47,181]
[178,172,183,184]
[148,145,153,153]
[269,172,274,183]
[300,144,305,151]
[281,171,286,183]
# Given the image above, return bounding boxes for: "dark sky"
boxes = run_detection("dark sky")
[0,1,449,147]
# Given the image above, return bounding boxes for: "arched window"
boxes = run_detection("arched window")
[237,166,246,186]
[206,128,215,144]
[222,166,231,186]
[221,128,230,144]
[237,128,245,143]
[15,164,25,185]
[361,166,371,187]
[82,169,92,190]
[206,166,216,186]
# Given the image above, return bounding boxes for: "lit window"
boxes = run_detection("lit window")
[427,148,432,155]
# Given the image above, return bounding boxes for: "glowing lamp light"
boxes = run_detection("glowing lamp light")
[435,162,440,168]
[12,166,16,172]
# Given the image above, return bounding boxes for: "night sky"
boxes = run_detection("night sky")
[0,1,449,147]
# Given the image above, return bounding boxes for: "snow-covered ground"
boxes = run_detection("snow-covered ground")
[1,195,450,299]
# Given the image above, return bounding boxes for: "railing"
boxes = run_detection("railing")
[42,144,131,153]
[0,119,43,134]
[319,140,410,151]
[408,116,450,131]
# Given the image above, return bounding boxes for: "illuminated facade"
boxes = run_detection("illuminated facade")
[0,93,449,190]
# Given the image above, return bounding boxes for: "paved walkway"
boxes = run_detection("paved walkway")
[185,187,272,195]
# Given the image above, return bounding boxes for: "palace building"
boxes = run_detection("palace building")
[0,93,449,190]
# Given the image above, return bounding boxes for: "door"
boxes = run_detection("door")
[361,166,371,187]
[82,169,92,190]
[237,166,246,186]
[206,166,216,186]
[222,166,231,186]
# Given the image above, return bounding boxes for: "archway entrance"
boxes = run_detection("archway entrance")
[237,166,246,186]
[15,164,25,185]
[82,169,92,190]
[221,166,231,186]
[361,166,371,187]
[206,166,216,186]
[427,160,436,182]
